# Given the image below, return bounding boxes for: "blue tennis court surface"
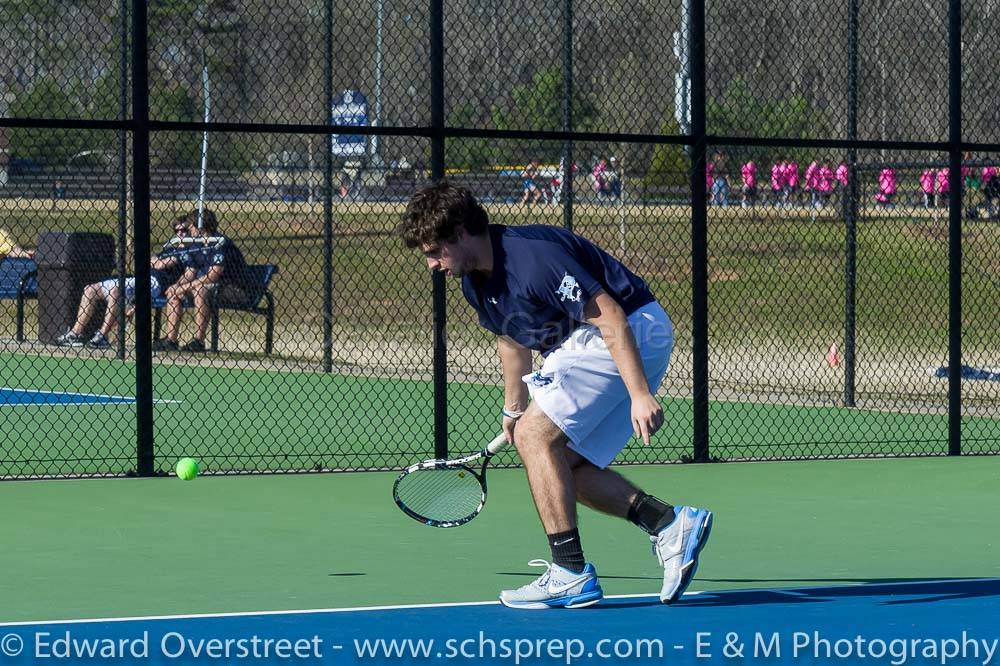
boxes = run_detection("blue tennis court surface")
[1,579,997,665]
[0,387,137,406]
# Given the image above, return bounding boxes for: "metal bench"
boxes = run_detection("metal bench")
[0,257,38,342]
[152,264,278,354]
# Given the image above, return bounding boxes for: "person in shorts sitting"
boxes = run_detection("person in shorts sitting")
[55,216,191,349]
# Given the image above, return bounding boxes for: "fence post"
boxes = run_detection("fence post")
[323,0,334,374]
[843,0,859,408]
[562,0,574,232]
[947,0,962,456]
[116,0,128,361]
[431,0,448,459]
[689,0,709,463]
[131,0,154,476]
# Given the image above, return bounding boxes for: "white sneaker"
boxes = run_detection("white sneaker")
[499,559,603,609]
[652,506,713,604]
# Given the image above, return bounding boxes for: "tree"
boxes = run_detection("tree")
[645,115,689,188]
[7,78,89,166]
[447,103,492,171]
[706,77,825,167]
[150,85,201,168]
[491,66,596,163]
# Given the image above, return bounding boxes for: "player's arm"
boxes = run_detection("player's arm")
[497,335,531,444]
[198,264,224,286]
[584,290,663,445]
[166,266,197,294]
[150,254,179,270]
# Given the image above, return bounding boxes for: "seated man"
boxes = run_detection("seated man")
[0,228,34,259]
[55,217,191,348]
[152,209,249,353]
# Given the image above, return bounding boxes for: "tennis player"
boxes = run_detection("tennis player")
[397,181,712,609]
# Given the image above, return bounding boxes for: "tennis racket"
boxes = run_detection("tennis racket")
[393,434,509,528]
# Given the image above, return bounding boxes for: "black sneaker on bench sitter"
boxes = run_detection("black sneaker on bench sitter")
[152,338,179,352]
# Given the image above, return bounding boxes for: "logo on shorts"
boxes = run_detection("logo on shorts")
[526,371,553,388]
[555,274,582,303]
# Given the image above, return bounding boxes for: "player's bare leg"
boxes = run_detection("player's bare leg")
[70,283,104,336]
[501,403,603,609]
[163,291,184,342]
[565,449,641,518]
[97,286,122,337]
[512,403,577,534]
[192,285,212,342]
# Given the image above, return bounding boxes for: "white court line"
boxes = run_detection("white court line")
[0,594,678,627]
[0,578,989,628]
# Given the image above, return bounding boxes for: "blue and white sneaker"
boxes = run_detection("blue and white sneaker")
[499,559,603,609]
[652,505,713,604]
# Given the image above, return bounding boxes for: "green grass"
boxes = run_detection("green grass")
[2,352,997,478]
[4,201,998,353]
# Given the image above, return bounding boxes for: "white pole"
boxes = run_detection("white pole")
[198,51,211,230]
[619,166,627,255]
[372,0,383,164]
[672,0,691,135]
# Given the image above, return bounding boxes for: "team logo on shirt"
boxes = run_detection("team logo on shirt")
[555,274,582,302]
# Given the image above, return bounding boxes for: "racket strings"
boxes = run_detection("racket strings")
[395,466,484,522]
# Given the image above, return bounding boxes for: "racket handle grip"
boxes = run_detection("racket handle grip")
[485,433,509,456]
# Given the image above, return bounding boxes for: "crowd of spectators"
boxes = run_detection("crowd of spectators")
[705,152,1000,216]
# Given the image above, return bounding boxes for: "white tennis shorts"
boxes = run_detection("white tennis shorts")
[98,276,162,303]
[523,300,673,469]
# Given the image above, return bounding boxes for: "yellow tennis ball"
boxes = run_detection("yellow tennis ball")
[175,458,199,481]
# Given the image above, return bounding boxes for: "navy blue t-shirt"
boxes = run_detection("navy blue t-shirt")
[461,224,654,354]
[181,236,249,287]
[152,251,185,288]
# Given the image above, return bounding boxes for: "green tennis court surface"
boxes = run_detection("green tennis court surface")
[3,455,999,623]
[3,352,998,477]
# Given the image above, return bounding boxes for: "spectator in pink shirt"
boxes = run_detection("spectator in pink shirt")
[771,162,784,206]
[816,164,834,207]
[874,167,897,207]
[709,150,730,206]
[835,163,849,187]
[919,169,936,208]
[783,161,799,205]
[592,158,610,201]
[741,161,757,208]
[805,161,820,209]
[937,168,950,206]
[983,166,999,219]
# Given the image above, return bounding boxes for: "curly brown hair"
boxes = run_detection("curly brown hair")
[396,180,489,248]
[178,208,219,234]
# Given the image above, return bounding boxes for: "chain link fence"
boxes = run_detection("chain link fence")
[1,0,998,478]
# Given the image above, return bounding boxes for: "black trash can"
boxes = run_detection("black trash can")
[36,231,115,344]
